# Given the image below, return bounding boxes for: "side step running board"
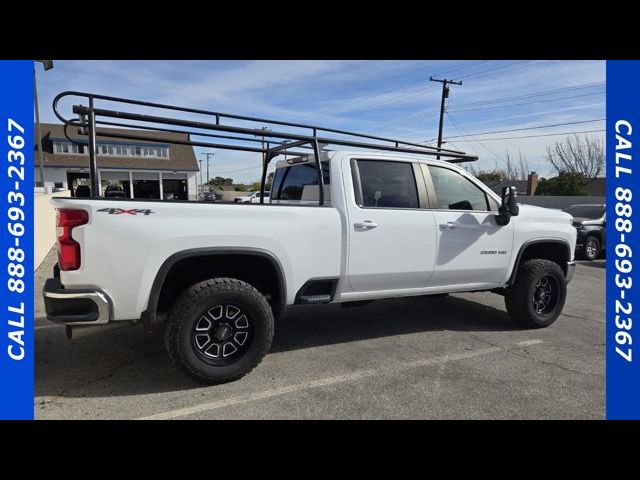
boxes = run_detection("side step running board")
[298,294,331,304]
[295,278,338,305]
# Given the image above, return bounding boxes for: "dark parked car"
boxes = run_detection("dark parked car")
[74,185,91,197]
[563,204,606,261]
[200,191,216,202]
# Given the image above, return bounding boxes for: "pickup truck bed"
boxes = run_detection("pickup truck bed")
[49,198,342,322]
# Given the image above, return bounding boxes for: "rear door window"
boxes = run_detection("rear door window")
[354,160,419,209]
[271,162,330,202]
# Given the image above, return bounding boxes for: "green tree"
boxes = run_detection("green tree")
[234,184,248,192]
[250,172,274,192]
[535,172,587,196]
[207,176,233,187]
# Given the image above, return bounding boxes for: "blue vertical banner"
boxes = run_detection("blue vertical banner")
[606,60,640,419]
[0,60,34,419]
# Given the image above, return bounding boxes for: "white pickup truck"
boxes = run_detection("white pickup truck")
[44,92,577,384]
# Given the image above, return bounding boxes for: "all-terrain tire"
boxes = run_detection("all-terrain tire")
[165,277,274,384]
[504,259,567,329]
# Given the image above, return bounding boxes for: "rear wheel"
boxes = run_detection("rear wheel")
[505,259,566,328]
[583,235,601,261]
[165,278,274,384]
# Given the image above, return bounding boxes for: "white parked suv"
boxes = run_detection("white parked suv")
[44,92,577,384]
[233,192,255,203]
[250,191,270,203]
[234,191,270,203]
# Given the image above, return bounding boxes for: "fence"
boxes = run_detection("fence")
[517,195,605,210]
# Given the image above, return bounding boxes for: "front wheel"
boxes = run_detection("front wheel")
[583,236,601,261]
[504,259,567,328]
[165,278,274,384]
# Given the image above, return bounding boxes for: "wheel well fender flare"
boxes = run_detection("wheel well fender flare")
[508,239,572,286]
[141,247,286,331]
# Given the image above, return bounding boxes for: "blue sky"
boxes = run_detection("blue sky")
[38,60,605,182]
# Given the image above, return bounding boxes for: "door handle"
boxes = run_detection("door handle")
[354,221,379,230]
[439,221,460,229]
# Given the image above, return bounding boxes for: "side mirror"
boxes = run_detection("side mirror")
[496,186,519,226]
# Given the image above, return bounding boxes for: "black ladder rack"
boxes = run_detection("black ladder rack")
[53,91,478,205]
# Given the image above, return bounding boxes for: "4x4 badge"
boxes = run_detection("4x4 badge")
[97,208,154,216]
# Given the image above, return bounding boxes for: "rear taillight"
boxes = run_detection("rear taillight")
[56,209,89,271]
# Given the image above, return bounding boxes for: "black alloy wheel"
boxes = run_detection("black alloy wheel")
[532,275,560,316]
[192,304,253,366]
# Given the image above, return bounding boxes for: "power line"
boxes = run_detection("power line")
[354,61,492,113]
[432,60,492,78]
[446,112,504,163]
[462,129,605,142]
[328,61,549,117]
[366,82,605,136]
[450,81,605,109]
[326,79,426,114]
[424,118,605,143]
[450,91,604,113]
[215,163,262,174]
[368,110,440,133]
[459,60,547,80]
[441,134,481,160]
[340,89,424,113]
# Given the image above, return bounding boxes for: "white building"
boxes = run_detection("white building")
[35,123,199,200]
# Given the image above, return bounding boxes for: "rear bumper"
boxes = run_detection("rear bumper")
[43,276,111,325]
[566,261,576,284]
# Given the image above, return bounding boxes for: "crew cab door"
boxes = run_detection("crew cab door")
[423,164,514,288]
[345,158,437,292]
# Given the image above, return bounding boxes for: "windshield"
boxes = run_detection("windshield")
[563,205,605,219]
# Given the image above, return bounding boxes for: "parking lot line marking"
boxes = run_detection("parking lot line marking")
[35,325,63,330]
[515,339,544,347]
[137,345,506,420]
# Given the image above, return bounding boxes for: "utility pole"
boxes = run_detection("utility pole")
[34,60,54,188]
[429,77,462,160]
[203,152,214,189]
[198,159,203,193]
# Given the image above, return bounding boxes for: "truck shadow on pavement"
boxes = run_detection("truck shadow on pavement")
[576,260,606,269]
[35,294,517,399]
[272,294,517,353]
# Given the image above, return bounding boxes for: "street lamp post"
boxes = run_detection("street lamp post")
[34,60,54,189]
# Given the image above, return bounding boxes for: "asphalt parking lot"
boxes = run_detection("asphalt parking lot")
[35,249,605,419]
